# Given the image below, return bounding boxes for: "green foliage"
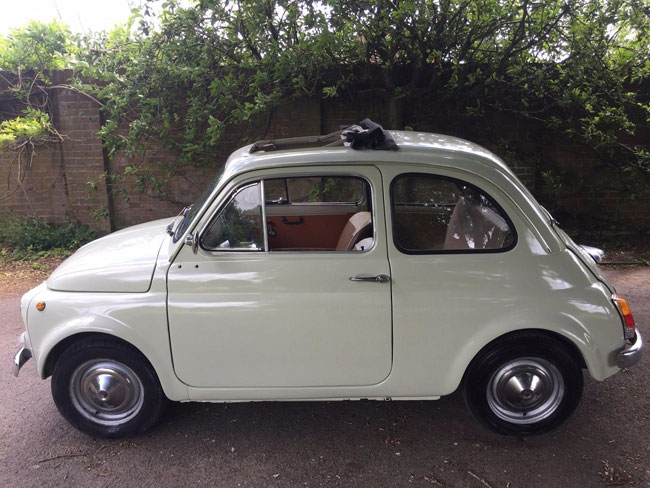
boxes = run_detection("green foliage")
[0,218,98,255]
[0,20,74,73]
[0,20,76,98]
[0,108,54,149]
[75,1,338,166]
[0,245,72,262]
[65,0,650,195]
[0,22,70,154]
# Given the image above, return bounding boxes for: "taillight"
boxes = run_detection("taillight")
[613,295,636,339]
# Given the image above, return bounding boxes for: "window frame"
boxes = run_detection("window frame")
[198,172,377,254]
[389,172,518,255]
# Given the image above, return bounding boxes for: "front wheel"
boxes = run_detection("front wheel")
[464,333,584,435]
[51,338,168,438]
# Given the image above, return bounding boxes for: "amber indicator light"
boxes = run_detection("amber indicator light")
[613,295,636,338]
[35,302,46,312]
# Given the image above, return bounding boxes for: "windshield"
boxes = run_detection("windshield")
[172,167,226,243]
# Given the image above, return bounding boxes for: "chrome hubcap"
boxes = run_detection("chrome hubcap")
[70,360,144,426]
[486,357,564,424]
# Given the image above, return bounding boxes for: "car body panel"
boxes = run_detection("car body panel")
[552,224,616,293]
[47,218,170,293]
[378,163,624,394]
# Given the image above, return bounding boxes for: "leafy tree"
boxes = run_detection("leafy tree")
[75,1,338,166]
[71,0,649,194]
[0,20,73,73]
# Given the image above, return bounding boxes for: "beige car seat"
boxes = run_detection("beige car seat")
[444,197,509,250]
[336,212,373,250]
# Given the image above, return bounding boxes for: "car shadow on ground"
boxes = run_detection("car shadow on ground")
[153,380,591,457]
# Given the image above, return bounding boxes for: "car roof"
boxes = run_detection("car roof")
[221,130,512,182]
[216,130,557,248]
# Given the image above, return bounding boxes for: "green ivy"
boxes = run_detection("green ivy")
[0,108,54,149]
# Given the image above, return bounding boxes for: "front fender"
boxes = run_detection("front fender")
[23,286,188,401]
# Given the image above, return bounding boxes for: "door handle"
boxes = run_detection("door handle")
[349,274,391,283]
[282,216,304,225]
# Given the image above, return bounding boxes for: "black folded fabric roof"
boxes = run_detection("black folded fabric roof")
[342,118,398,151]
[250,118,398,153]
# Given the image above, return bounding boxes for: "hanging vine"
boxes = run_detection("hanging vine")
[0,21,74,213]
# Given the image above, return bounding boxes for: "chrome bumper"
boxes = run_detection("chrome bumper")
[617,329,643,368]
[13,346,32,377]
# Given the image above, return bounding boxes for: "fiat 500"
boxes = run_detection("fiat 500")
[13,123,642,438]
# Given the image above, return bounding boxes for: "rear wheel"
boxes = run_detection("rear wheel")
[51,338,168,438]
[464,333,584,435]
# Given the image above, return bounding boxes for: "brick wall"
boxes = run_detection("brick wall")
[0,72,111,232]
[52,72,110,232]
[106,98,325,229]
[0,142,68,222]
[1,80,648,233]
[538,141,650,230]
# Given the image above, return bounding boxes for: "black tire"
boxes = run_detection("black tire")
[51,337,168,438]
[464,332,584,435]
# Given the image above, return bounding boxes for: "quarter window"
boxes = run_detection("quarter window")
[391,174,515,253]
[201,183,265,251]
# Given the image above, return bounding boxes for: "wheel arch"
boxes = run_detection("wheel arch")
[43,332,149,378]
[442,326,595,396]
[461,329,587,385]
[461,328,586,435]
[39,329,188,401]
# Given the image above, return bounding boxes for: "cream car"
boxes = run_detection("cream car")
[13,122,642,438]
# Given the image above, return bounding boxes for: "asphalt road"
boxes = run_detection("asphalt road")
[1,267,648,488]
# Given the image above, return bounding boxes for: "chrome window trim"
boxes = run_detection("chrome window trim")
[389,172,518,255]
[264,172,376,254]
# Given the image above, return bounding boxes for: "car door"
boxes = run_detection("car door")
[381,166,523,394]
[166,165,393,388]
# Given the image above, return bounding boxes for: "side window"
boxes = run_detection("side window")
[264,175,373,252]
[391,174,515,253]
[201,183,265,251]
